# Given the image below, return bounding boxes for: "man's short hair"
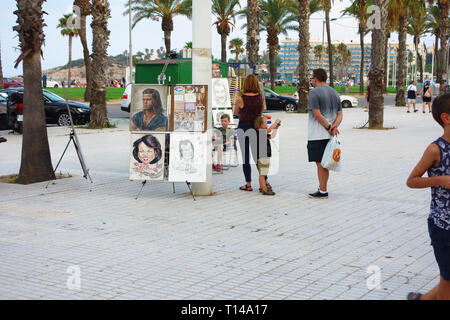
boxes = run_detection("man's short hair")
[220,113,230,121]
[432,93,450,128]
[312,69,328,82]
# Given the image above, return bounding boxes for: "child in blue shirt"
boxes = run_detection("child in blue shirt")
[406,93,450,300]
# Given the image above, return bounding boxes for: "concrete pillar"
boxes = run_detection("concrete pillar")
[191,0,213,196]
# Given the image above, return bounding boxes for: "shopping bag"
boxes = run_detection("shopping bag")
[321,136,342,172]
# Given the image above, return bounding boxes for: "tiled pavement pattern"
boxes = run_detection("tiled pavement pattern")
[0,105,443,300]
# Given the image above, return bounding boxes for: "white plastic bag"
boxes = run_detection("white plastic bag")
[321,136,342,172]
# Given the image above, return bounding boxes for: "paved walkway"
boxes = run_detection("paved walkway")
[0,106,442,300]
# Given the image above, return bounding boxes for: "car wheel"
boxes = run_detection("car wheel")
[57,112,71,126]
[54,84,59,88]
[128,104,130,113]
[342,100,352,108]
[285,103,296,113]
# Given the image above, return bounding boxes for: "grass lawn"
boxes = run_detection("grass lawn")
[267,85,400,95]
[46,87,125,101]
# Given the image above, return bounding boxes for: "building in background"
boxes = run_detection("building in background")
[279,38,424,86]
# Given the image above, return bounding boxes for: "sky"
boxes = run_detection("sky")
[0,0,434,77]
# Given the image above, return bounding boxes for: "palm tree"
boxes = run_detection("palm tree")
[57,13,79,88]
[185,41,192,48]
[336,43,351,80]
[297,0,312,113]
[407,0,427,82]
[0,40,4,89]
[425,5,442,79]
[212,0,241,63]
[125,0,192,57]
[259,0,297,90]
[369,0,388,129]
[389,0,413,106]
[13,0,55,183]
[90,0,110,128]
[229,37,244,62]
[342,0,371,94]
[313,45,324,65]
[246,0,260,67]
[74,0,92,101]
[427,0,449,94]
[318,0,335,87]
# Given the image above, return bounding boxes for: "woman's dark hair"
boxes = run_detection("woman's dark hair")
[179,140,194,160]
[142,88,163,114]
[312,68,328,82]
[132,134,162,164]
[432,93,450,128]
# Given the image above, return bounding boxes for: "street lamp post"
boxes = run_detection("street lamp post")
[128,0,133,83]
[321,18,337,70]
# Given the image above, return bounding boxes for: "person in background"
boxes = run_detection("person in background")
[212,113,234,172]
[235,74,264,192]
[420,81,433,113]
[307,68,343,199]
[365,82,370,112]
[407,80,418,113]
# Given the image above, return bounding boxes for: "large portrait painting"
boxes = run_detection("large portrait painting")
[211,78,231,109]
[129,133,166,181]
[168,133,207,182]
[130,85,169,131]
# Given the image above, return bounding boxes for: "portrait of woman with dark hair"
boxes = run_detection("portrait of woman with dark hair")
[130,134,165,180]
[131,88,168,131]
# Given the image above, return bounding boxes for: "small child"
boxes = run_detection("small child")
[212,113,234,172]
[406,93,450,300]
[254,116,281,196]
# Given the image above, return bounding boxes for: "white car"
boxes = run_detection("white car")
[292,91,358,108]
[120,83,132,112]
[44,78,60,88]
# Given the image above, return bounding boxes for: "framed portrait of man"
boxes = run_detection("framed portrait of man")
[130,85,169,132]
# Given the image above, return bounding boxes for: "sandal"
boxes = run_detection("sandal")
[240,185,253,191]
[406,292,422,300]
[262,189,275,196]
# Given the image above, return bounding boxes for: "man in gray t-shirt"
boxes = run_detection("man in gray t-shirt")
[307,68,343,199]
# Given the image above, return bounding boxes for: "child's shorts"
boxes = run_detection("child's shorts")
[428,219,450,281]
[257,157,270,176]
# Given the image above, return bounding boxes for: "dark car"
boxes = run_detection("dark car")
[0,87,90,126]
[263,88,298,112]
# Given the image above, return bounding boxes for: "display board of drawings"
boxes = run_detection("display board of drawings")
[129,84,208,183]
[211,78,237,127]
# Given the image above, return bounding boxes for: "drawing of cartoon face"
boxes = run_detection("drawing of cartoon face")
[138,142,156,165]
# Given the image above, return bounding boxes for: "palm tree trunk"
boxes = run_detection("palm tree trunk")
[395,14,407,107]
[435,33,440,79]
[90,0,110,128]
[80,14,92,101]
[0,41,4,89]
[369,0,387,129]
[235,52,239,62]
[384,30,390,93]
[359,25,365,95]
[437,0,449,94]
[162,16,173,57]
[14,0,55,184]
[246,0,260,67]
[164,30,171,57]
[325,9,333,87]
[269,44,275,91]
[68,34,72,88]
[221,33,227,63]
[297,0,310,113]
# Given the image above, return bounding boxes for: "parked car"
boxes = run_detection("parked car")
[0,92,8,129]
[264,88,298,112]
[291,79,299,86]
[44,78,60,88]
[2,77,21,89]
[274,79,284,86]
[0,87,91,126]
[120,83,132,112]
[292,91,358,108]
